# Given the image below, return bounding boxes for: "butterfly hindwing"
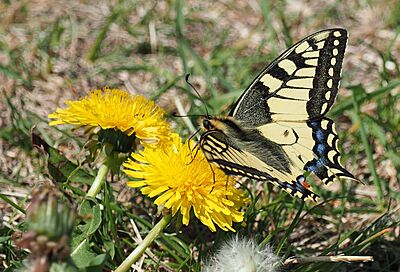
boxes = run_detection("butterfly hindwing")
[305,118,356,184]
[257,118,356,186]
[200,129,319,201]
[230,29,347,124]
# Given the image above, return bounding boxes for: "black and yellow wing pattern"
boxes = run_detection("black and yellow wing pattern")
[200,29,358,201]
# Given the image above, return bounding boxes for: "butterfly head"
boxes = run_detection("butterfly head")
[202,117,213,130]
[199,116,216,131]
[200,116,237,133]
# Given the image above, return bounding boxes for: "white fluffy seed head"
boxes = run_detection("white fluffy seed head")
[203,236,280,272]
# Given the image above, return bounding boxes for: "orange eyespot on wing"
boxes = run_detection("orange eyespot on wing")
[298,176,311,189]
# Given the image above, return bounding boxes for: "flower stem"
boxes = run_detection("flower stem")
[87,163,109,198]
[114,214,172,272]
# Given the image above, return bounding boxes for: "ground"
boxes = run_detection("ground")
[0,0,399,271]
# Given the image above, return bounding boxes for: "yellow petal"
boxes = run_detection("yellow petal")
[123,134,248,232]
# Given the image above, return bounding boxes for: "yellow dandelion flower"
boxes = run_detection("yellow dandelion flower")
[48,88,171,147]
[123,133,247,232]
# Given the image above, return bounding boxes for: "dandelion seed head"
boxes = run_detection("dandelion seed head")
[203,236,280,272]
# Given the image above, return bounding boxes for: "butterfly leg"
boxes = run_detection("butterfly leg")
[190,128,202,139]
[187,132,198,153]
[187,141,201,165]
[208,163,217,193]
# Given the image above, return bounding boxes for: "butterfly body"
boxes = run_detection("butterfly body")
[199,29,358,201]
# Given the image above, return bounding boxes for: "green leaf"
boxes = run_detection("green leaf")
[31,132,94,185]
[71,237,106,270]
[87,204,102,236]
[86,254,107,271]
[79,199,102,236]
[104,239,116,259]
[0,236,11,243]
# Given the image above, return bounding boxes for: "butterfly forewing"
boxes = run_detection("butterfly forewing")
[230,29,347,124]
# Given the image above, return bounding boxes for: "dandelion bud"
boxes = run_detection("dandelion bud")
[14,185,78,272]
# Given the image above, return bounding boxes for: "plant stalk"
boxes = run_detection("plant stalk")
[86,163,110,198]
[114,214,172,272]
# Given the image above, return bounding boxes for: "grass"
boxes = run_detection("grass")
[1,0,399,271]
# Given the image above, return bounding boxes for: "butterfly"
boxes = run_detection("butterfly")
[199,28,358,201]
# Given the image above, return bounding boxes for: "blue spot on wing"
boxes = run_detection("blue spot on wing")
[306,164,318,173]
[316,158,326,167]
[305,159,329,180]
[315,130,325,141]
[305,119,335,180]
[305,118,356,184]
[316,143,326,154]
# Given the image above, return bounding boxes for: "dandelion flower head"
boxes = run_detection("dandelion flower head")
[123,134,247,232]
[48,88,171,147]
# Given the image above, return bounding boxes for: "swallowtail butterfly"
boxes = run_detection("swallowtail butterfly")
[200,29,358,201]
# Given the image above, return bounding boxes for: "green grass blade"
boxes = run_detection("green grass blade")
[350,86,384,203]
[0,194,25,214]
[275,201,304,254]
[331,80,400,117]
[87,0,129,62]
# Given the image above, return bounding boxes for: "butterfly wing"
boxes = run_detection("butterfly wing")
[230,28,347,125]
[257,118,357,186]
[200,129,319,201]
[200,29,357,200]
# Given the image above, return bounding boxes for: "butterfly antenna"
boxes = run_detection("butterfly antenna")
[185,74,210,117]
